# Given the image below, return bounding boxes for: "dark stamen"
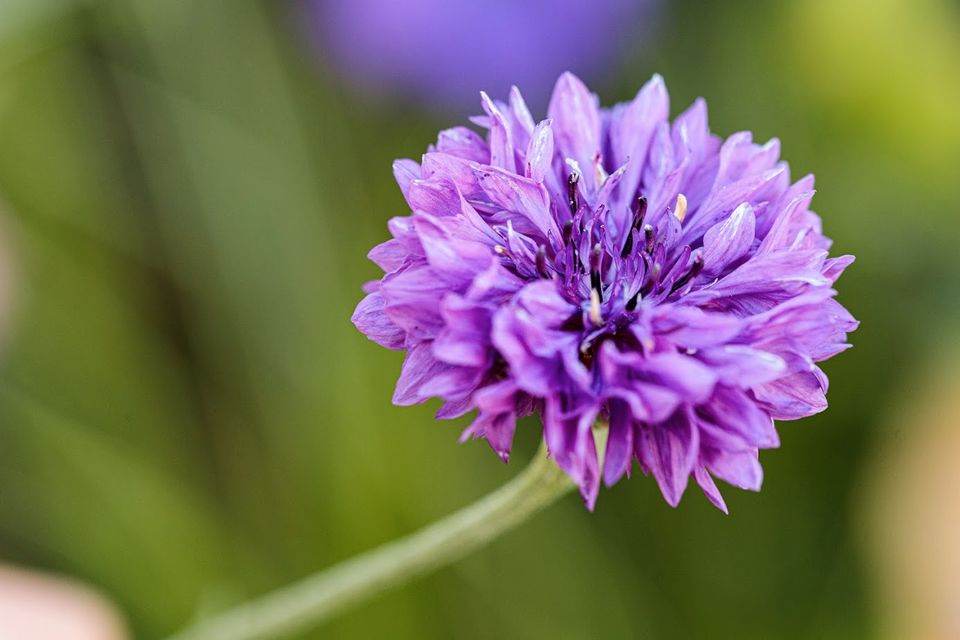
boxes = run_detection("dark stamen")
[589,243,603,293]
[535,245,549,278]
[620,230,634,258]
[626,291,640,311]
[643,224,655,253]
[562,219,574,245]
[671,255,704,294]
[567,173,580,212]
[632,195,648,230]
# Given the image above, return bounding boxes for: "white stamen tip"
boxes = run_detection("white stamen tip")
[494,245,507,254]
[674,193,688,223]
[594,152,608,188]
[589,289,602,325]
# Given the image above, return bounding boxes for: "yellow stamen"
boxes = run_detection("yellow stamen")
[494,245,507,254]
[589,289,602,325]
[674,193,688,223]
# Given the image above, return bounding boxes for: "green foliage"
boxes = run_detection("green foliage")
[0,0,957,637]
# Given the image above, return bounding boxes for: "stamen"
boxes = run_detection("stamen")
[643,224,655,253]
[567,173,580,212]
[625,289,641,311]
[620,230,634,258]
[621,195,647,258]
[589,288,602,325]
[650,262,662,282]
[535,245,549,278]
[594,152,608,187]
[494,245,507,255]
[673,193,688,223]
[589,243,603,293]
[671,254,704,294]
[562,219,574,245]
[632,195,648,229]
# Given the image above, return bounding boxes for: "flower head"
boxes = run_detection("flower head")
[353,73,857,511]
[309,0,654,110]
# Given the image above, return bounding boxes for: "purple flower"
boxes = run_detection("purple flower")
[353,73,858,511]
[309,0,654,110]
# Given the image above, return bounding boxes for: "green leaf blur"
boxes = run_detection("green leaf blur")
[0,0,957,638]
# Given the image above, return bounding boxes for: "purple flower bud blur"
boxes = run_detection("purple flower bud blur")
[353,73,857,511]
[309,0,655,110]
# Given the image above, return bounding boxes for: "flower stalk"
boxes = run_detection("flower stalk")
[166,445,574,640]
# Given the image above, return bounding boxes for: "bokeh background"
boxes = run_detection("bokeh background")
[0,0,958,638]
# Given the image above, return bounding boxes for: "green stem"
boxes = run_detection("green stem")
[166,445,575,640]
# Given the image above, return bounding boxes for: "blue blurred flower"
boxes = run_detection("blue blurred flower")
[309,0,655,111]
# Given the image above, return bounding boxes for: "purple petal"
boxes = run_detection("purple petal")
[352,291,406,349]
[637,412,699,507]
[548,72,601,187]
[705,448,763,492]
[753,370,828,420]
[460,380,522,461]
[380,265,447,340]
[697,386,780,450]
[525,119,555,183]
[474,166,559,241]
[603,399,634,486]
[433,294,492,367]
[413,211,494,282]
[682,167,787,245]
[405,177,461,216]
[610,74,669,205]
[480,91,517,173]
[368,239,413,272]
[394,342,458,405]
[436,127,490,164]
[650,304,742,348]
[544,396,601,510]
[694,466,728,514]
[696,346,786,388]
[393,159,421,200]
[701,203,756,276]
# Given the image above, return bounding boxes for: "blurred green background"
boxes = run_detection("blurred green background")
[0,0,958,638]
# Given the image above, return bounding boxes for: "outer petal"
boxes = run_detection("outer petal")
[380,265,447,340]
[548,72,601,187]
[704,448,763,492]
[694,466,728,513]
[753,370,828,419]
[394,342,466,405]
[474,166,559,241]
[610,74,669,205]
[480,91,517,173]
[525,119,554,182]
[683,249,830,308]
[436,126,489,163]
[353,291,406,349]
[492,282,584,396]
[393,159,421,200]
[460,380,523,462]
[696,345,786,388]
[603,399,634,486]
[544,395,601,509]
[636,411,700,507]
[696,385,780,450]
[701,203,756,277]
[649,304,742,349]
[413,211,493,282]
[433,294,492,367]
